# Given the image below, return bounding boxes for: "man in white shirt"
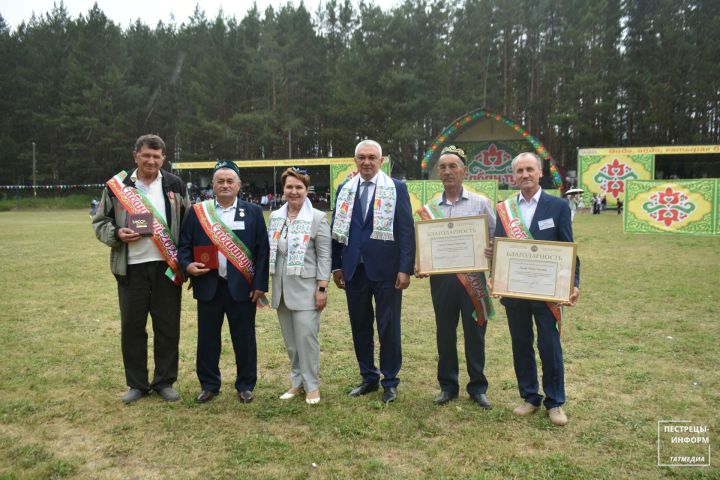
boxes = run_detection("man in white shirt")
[493,152,580,426]
[93,134,190,404]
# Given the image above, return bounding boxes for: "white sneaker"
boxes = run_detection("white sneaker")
[548,407,568,426]
[512,401,540,416]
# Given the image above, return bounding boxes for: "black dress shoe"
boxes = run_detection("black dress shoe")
[348,382,379,397]
[382,387,398,403]
[433,391,458,406]
[237,390,254,403]
[195,390,218,404]
[470,393,492,409]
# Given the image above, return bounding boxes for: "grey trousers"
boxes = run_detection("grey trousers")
[277,302,320,392]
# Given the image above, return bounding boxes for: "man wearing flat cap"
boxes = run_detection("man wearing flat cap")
[179,161,269,404]
[416,145,496,408]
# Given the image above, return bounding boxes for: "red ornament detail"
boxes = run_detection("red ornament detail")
[481,144,506,167]
[657,208,681,227]
[659,187,682,206]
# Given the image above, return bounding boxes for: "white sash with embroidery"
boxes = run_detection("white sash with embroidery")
[331,171,396,244]
[268,198,314,275]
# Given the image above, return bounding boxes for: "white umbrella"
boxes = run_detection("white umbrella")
[564,188,584,196]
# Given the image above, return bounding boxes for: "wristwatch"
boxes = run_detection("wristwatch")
[318,286,327,292]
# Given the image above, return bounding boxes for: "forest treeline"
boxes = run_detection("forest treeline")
[1,0,719,184]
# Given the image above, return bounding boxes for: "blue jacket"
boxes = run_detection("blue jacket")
[179,198,269,303]
[331,178,416,282]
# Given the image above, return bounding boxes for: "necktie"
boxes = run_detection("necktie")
[359,181,370,220]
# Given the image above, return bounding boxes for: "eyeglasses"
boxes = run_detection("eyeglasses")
[291,166,308,175]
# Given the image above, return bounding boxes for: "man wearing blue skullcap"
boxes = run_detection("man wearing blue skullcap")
[179,160,270,404]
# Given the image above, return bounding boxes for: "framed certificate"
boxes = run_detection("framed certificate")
[491,238,577,303]
[415,215,490,275]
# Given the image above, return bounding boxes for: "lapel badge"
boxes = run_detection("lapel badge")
[239,208,246,218]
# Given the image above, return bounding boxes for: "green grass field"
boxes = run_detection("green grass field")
[0,209,718,479]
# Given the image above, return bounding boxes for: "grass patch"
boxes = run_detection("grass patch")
[0,209,718,478]
[0,193,101,211]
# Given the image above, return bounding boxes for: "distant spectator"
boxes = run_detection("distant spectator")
[89,198,99,217]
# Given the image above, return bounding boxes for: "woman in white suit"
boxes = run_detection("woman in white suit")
[268,167,331,404]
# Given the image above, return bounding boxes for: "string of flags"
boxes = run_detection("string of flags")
[0,184,104,190]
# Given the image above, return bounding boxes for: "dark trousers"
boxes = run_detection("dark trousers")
[345,264,402,388]
[117,261,181,391]
[196,278,257,393]
[503,298,565,409]
[430,274,488,396]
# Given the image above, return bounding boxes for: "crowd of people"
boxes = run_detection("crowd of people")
[187,183,331,211]
[92,134,580,427]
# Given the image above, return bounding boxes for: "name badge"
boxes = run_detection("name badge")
[538,218,555,230]
[230,221,245,230]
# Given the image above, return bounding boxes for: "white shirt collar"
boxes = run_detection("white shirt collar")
[518,187,542,205]
[215,197,238,210]
[130,169,162,185]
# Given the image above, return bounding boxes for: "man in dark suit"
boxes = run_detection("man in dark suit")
[178,161,269,404]
[494,152,580,426]
[331,140,415,403]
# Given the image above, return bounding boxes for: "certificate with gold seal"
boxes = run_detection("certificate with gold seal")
[491,238,577,303]
[415,215,490,275]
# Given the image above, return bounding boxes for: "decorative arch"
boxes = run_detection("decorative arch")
[421,109,562,188]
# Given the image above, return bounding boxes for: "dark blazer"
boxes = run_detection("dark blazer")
[178,198,269,303]
[331,178,415,282]
[495,190,580,289]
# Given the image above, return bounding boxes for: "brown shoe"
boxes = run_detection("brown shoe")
[512,401,540,416]
[548,407,568,426]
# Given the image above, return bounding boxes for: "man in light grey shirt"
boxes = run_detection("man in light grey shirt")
[417,145,496,408]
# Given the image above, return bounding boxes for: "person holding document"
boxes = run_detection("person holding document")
[416,145,496,408]
[92,134,190,404]
[493,152,580,426]
[178,160,269,404]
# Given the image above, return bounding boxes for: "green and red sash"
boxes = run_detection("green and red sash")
[193,200,255,285]
[417,200,495,326]
[496,196,563,333]
[106,171,183,285]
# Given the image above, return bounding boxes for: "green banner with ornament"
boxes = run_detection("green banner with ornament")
[623,179,718,235]
[578,153,654,206]
[452,141,530,188]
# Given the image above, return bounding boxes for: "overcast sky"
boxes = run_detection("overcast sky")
[2,0,400,30]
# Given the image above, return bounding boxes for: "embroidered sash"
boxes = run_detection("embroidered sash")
[106,171,183,285]
[268,198,314,276]
[496,196,563,333]
[417,199,494,326]
[332,171,397,244]
[193,200,255,285]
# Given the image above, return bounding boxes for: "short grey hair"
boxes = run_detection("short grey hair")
[511,152,542,171]
[355,139,383,158]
